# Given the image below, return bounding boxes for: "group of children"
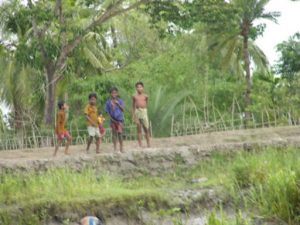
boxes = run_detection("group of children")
[53,82,150,157]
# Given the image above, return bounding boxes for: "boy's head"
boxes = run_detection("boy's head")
[58,100,67,110]
[135,81,144,94]
[88,93,97,105]
[110,87,119,99]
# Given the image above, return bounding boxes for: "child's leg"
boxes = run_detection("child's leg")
[118,132,123,152]
[53,139,62,157]
[137,123,142,147]
[95,128,101,153]
[142,126,151,148]
[64,135,72,155]
[112,130,117,151]
[86,136,93,152]
[95,137,100,153]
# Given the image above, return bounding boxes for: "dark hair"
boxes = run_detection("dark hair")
[88,93,97,100]
[57,100,65,110]
[135,81,144,87]
[110,87,118,93]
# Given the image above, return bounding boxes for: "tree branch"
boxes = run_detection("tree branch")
[27,0,52,72]
[53,0,151,79]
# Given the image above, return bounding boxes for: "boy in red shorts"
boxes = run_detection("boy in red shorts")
[53,100,72,157]
[105,87,125,153]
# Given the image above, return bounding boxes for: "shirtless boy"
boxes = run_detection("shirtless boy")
[132,81,151,148]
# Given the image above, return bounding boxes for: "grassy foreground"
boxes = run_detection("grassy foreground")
[0,147,299,225]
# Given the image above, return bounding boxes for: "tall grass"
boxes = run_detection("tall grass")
[230,148,300,224]
[0,147,299,224]
[206,210,252,225]
[0,169,168,207]
[0,169,169,225]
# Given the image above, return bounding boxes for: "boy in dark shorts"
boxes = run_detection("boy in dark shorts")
[105,87,125,153]
[54,100,72,157]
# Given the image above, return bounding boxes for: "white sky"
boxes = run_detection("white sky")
[256,0,300,65]
[0,0,300,115]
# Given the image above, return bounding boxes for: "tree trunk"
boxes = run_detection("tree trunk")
[111,25,122,67]
[44,66,56,126]
[242,23,252,128]
[13,103,24,148]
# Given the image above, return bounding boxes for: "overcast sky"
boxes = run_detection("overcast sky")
[0,0,300,114]
[256,0,300,65]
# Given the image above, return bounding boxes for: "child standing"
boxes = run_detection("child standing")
[84,93,101,154]
[132,82,150,148]
[105,87,125,153]
[54,100,72,157]
[98,112,106,138]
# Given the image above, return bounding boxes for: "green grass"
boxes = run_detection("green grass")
[0,147,300,224]
[0,169,170,224]
[230,149,300,224]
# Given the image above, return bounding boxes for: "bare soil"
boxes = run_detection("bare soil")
[1,126,300,175]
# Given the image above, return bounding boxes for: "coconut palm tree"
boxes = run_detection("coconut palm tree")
[235,0,279,125]
[0,54,31,131]
[210,0,279,127]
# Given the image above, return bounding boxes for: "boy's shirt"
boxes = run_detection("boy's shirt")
[105,98,124,122]
[98,115,105,125]
[55,110,66,134]
[84,104,98,127]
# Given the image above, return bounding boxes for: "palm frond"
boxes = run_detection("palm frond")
[83,46,104,69]
[261,11,280,24]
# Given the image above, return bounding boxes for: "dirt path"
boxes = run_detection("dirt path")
[1,126,300,174]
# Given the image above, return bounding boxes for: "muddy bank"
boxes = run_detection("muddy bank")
[1,127,299,176]
[1,126,300,225]
[2,126,300,175]
[0,141,289,176]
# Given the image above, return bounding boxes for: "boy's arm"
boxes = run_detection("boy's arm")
[105,101,116,122]
[116,99,125,112]
[132,96,139,123]
[145,95,148,106]
[132,96,136,114]
[85,115,98,127]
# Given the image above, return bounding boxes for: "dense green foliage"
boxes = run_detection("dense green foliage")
[0,0,299,138]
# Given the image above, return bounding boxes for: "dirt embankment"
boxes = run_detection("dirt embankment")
[1,126,299,225]
[1,126,300,176]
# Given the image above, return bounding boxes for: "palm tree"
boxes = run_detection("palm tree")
[233,0,279,126]
[0,109,8,135]
[211,34,269,78]
[0,55,30,131]
[210,0,279,127]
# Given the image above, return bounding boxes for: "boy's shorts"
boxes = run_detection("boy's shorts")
[135,108,149,129]
[111,121,123,133]
[99,125,106,136]
[87,126,101,138]
[57,131,71,141]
